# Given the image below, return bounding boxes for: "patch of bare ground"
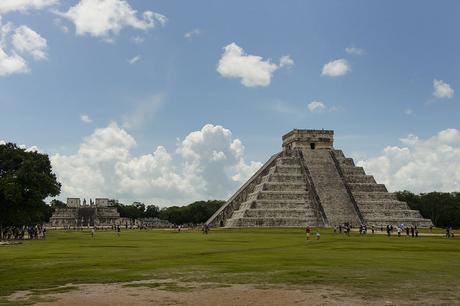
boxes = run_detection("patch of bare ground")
[5,280,456,306]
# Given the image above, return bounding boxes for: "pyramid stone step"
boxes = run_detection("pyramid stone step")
[249,191,308,201]
[346,175,376,184]
[360,209,421,219]
[226,217,316,227]
[341,166,366,176]
[356,200,409,210]
[348,183,387,192]
[262,174,305,183]
[244,209,315,218]
[353,192,397,201]
[260,182,307,192]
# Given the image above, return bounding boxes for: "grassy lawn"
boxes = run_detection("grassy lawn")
[0,228,459,301]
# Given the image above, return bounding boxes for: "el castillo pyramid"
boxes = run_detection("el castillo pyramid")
[206,129,432,228]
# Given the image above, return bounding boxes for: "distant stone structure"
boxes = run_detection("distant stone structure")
[206,129,432,228]
[49,198,121,227]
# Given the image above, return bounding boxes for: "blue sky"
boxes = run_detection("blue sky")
[0,1,459,204]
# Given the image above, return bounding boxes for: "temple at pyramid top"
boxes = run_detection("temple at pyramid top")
[206,129,432,228]
[282,129,334,150]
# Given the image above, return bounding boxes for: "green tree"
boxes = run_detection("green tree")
[159,200,225,225]
[0,143,61,230]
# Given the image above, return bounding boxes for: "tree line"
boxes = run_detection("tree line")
[395,191,460,228]
[115,200,225,225]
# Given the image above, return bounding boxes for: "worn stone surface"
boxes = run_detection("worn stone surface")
[207,129,432,228]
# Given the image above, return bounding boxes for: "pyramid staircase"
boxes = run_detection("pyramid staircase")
[225,155,323,227]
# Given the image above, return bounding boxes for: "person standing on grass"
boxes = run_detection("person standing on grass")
[371,225,375,235]
[91,227,95,239]
[316,230,321,240]
[116,225,121,237]
[397,226,401,237]
[305,226,311,241]
[406,226,410,236]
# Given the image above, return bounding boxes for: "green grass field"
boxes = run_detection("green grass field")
[1,228,459,302]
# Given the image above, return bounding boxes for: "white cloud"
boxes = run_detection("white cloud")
[0,21,48,76]
[184,28,200,39]
[128,55,141,64]
[307,101,326,112]
[279,55,294,68]
[0,140,6,145]
[80,114,92,123]
[345,46,366,56]
[433,79,454,99]
[321,59,350,77]
[58,0,167,40]
[357,128,460,193]
[0,47,28,76]
[12,25,47,60]
[0,21,28,76]
[217,42,291,87]
[122,94,163,129]
[50,123,261,205]
[0,0,58,14]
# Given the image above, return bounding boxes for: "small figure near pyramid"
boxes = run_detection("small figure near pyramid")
[206,129,432,228]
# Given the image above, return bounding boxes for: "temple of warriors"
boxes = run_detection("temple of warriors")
[49,198,120,227]
[206,129,432,228]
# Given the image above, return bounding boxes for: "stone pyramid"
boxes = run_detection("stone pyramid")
[206,129,432,228]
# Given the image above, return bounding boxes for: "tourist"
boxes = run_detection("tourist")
[415,227,419,238]
[371,225,375,235]
[316,230,320,240]
[410,226,415,238]
[446,227,451,238]
[429,225,433,233]
[116,225,121,237]
[333,225,337,235]
[338,224,342,234]
[406,227,410,236]
[397,226,401,237]
[305,226,311,240]
[91,227,95,239]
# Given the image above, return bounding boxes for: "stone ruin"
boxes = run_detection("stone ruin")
[49,197,121,227]
[206,129,432,228]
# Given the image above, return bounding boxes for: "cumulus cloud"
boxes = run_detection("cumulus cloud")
[80,114,92,123]
[307,101,326,112]
[0,21,48,76]
[357,129,460,193]
[307,100,338,113]
[433,79,454,99]
[321,59,350,77]
[217,42,292,87]
[279,55,294,68]
[50,123,262,205]
[128,55,141,64]
[0,47,28,76]
[57,0,167,40]
[345,46,366,56]
[184,28,200,39]
[12,25,47,60]
[0,0,58,14]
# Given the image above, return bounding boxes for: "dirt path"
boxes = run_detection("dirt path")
[5,280,449,306]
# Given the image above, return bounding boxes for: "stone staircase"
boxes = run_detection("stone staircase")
[331,150,432,227]
[225,156,322,227]
[300,150,361,226]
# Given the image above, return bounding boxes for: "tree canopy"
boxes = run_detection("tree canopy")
[395,191,460,228]
[116,200,225,225]
[0,143,61,227]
